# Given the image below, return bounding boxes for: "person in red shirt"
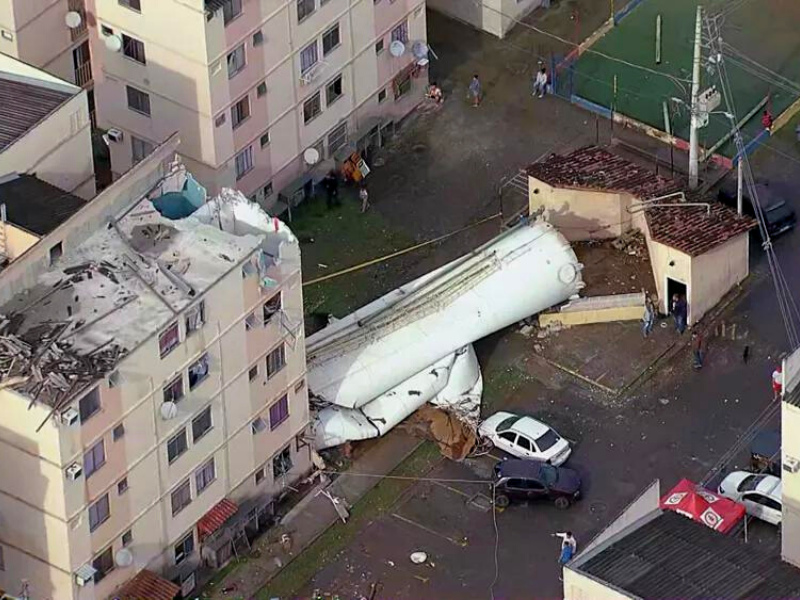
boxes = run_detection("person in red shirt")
[773,365,783,400]
[762,110,774,134]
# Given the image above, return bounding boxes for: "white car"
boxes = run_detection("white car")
[478,411,572,466]
[718,471,782,525]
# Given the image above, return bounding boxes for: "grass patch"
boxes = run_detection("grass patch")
[481,365,533,410]
[256,441,441,599]
[291,191,416,319]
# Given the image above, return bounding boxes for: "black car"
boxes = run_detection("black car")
[493,458,582,509]
[717,180,796,241]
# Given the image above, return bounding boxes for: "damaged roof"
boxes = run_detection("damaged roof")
[576,511,800,599]
[0,174,86,235]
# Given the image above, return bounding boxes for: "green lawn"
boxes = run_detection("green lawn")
[481,365,533,412]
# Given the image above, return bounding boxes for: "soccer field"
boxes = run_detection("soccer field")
[569,0,800,157]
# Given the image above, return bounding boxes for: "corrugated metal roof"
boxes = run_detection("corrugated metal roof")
[0,174,86,235]
[111,569,179,600]
[0,78,73,152]
[197,497,238,540]
[578,512,800,599]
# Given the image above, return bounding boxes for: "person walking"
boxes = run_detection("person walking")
[773,364,783,400]
[468,74,482,107]
[671,293,688,334]
[642,296,656,338]
[554,531,577,568]
[691,331,704,369]
[533,67,548,98]
[359,183,370,213]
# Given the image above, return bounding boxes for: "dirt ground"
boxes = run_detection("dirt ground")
[573,234,654,297]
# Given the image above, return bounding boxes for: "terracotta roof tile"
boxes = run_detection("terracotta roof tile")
[112,569,180,600]
[197,497,238,540]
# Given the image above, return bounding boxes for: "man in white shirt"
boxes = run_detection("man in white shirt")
[533,67,548,98]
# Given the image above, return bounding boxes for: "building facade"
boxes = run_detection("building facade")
[427,0,543,39]
[83,0,428,208]
[0,139,311,599]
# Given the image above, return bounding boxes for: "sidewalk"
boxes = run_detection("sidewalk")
[205,431,423,600]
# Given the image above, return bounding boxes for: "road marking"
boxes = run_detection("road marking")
[432,481,472,498]
[391,513,468,547]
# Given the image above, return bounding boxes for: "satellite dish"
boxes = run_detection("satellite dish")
[65,11,83,29]
[412,41,429,60]
[104,34,123,52]
[389,40,406,58]
[160,401,178,421]
[303,147,320,166]
[114,548,133,567]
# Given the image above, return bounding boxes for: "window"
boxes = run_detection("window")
[272,446,292,479]
[235,146,254,180]
[79,388,101,422]
[255,467,266,485]
[303,92,322,124]
[101,25,114,36]
[49,241,63,265]
[249,365,259,381]
[322,23,340,56]
[185,301,206,334]
[174,531,194,564]
[195,458,215,493]
[375,39,384,54]
[167,429,188,464]
[263,293,282,324]
[326,75,343,106]
[499,431,517,444]
[300,41,318,75]
[245,312,257,330]
[227,44,246,79]
[257,81,267,97]
[126,85,151,116]
[264,182,274,197]
[191,406,212,442]
[222,0,243,24]
[269,394,289,430]
[328,121,347,155]
[113,423,125,441]
[252,417,267,434]
[122,34,146,64]
[88,494,110,532]
[378,88,387,103]
[159,322,180,357]
[84,440,106,479]
[163,376,184,404]
[188,354,210,389]
[119,0,141,11]
[297,0,315,22]
[215,113,226,127]
[394,72,411,99]
[117,477,128,495]
[121,529,133,547]
[171,480,192,516]
[92,546,114,583]
[260,131,270,148]
[266,344,286,379]
[253,30,264,46]
[131,135,154,164]
[516,436,531,452]
[231,96,250,129]
[391,20,409,44]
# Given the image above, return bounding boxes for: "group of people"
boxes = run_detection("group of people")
[454,66,549,109]
[642,293,704,368]
[321,170,370,213]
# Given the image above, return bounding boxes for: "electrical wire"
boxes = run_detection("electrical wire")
[321,470,492,484]
[490,482,500,600]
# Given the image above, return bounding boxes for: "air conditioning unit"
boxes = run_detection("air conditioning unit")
[74,563,97,587]
[107,128,124,143]
[784,455,800,474]
[65,463,83,481]
[60,407,79,426]
[299,61,327,85]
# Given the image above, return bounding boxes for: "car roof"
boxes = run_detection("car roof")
[754,474,782,498]
[509,416,549,439]
[496,459,544,479]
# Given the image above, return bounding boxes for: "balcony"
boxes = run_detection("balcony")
[74,61,93,88]
[67,0,88,42]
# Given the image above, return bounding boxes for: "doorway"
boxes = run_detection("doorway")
[666,277,688,316]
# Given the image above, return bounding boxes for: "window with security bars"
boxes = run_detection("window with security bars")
[272,446,292,479]
[328,121,347,155]
[266,344,286,379]
[391,20,409,44]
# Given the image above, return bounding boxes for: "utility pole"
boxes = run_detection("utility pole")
[688,5,703,190]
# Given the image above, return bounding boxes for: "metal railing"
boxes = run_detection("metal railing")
[67,0,88,42]
[74,61,92,88]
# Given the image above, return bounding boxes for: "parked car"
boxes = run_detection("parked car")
[718,471,782,525]
[493,458,582,509]
[717,180,796,241]
[478,411,572,465]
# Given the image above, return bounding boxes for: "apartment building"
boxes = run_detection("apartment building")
[427,0,543,39]
[0,137,311,599]
[81,0,428,209]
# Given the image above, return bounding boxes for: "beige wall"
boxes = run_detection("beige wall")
[529,177,635,241]
[688,234,749,325]
[3,222,40,260]
[428,0,542,39]
[783,401,800,568]
[563,569,634,600]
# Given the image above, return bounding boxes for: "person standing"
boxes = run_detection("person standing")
[773,364,783,400]
[533,67,548,98]
[469,74,482,107]
[554,531,577,565]
[691,331,704,369]
[322,170,339,209]
[359,183,370,213]
[642,296,656,338]
[762,110,774,134]
[671,293,688,334]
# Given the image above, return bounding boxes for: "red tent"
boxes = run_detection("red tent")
[659,478,745,534]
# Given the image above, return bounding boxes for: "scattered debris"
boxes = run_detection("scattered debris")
[400,406,477,460]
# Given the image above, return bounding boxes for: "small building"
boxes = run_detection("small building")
[527,146,757,324]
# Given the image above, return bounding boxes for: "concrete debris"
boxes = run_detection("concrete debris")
[399,405,477,461]
[611,230,647,257]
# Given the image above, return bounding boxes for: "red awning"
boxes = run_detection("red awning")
[112,569,180,600]
[660,478,745,533]
[197,498,238,541]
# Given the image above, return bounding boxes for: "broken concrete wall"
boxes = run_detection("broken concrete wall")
[539,292,645,327]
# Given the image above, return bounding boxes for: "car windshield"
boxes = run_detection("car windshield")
[497,415,521,432]
[738,474,766,493]
[535,428,560,451]
[540,464,558,486]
